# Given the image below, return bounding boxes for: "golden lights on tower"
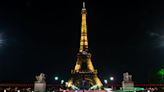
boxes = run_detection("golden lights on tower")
[67,2,103,89]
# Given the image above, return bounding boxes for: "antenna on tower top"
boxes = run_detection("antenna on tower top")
[83,2,85,8]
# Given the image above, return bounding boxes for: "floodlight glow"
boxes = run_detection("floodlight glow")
[61,80,64,84]
[65,82,68,85]
[54,76,59,80]
[110,77,114,81]
[104,79,108,84]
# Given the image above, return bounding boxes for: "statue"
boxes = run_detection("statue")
[129,75,132,81]
[35,73,45,83]
[122,72,134,91]
[123,72,132,82]
[34,73,46,92]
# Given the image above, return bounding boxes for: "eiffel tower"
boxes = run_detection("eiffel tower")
[66,2,103,90]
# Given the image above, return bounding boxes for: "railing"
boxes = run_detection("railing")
[0,83,163,92]
[0,83,164,87]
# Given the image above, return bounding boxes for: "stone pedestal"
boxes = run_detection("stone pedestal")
[121,72,134,91]
[34,82,46,92]
[122,81,134,91]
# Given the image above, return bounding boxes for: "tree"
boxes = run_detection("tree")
[158,69,164,83]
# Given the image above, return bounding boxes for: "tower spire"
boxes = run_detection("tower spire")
[83,2,85,8]
[79,2,88,52]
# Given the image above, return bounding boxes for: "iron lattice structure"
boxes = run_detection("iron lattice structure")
[67,2,103,90]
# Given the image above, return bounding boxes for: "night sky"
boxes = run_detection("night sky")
[0,0,164,84]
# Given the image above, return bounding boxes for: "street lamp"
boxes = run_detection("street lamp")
[65,82,68,86]
[61,80,64,84]
[104,79,108,84]
[110,77,114,81]
[109,77,114,90]
[54,76,59,81]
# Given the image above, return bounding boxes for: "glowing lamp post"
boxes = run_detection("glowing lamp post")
[109,76,114,90]
[54,76,59,81]
[104,79,108,84]
[61,80,64,84]
[110,77,114,81]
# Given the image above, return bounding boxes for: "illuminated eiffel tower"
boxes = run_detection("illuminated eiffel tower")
[66,2,103,90]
